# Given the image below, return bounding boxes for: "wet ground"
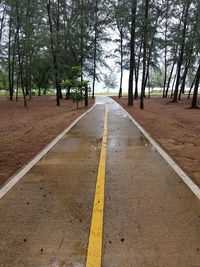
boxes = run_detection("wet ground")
[0,96,200,266]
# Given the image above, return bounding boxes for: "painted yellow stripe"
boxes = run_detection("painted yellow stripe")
[86,104,108,267]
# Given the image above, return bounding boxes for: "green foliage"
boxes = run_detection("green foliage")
[103,71,117,93]
[148,68,165,88]
[63,66,90,108]
[70,88,85,109]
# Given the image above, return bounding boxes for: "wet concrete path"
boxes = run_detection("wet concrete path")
[1,96,200,266]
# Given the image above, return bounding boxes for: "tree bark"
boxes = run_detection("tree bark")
[188,75,196,99]
[47,0,60,106]
[172,1,191,102]
[85,85,88,107]
[92,0,98,99]
[128,0,137,106]
[118,28,123,98]
[140,0,149,109]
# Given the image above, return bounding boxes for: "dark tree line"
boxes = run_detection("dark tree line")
[0,0,112,106]
[0,0,199,108]
[125,0,200,109]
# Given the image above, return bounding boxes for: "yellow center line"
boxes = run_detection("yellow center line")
[86,104,108,267]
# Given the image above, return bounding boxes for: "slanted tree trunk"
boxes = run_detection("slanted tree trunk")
[165,61,175,98]
[171,67,178,98]
[190,63,200,108]
[128,0,137,106]
[188,75,196,99]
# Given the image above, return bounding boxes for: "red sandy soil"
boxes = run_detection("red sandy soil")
[113,96,200,187]
[0,96,94,186]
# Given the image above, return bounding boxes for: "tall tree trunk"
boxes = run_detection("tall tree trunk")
[80,0,84,82]
[8,14,13,101]
[0,7,5,43]
[140,0,149,110]
[56,0,62,99]
[47,0,60,106]
[16,0,26,107]
[145,11,160,95]
[92,0,98,99]
[118,28,123,98]
[172,0,191,103]
[128,0,137,106]
[163,0,169,98]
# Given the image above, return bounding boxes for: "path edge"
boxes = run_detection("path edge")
[0,102,96,199]
[112,98,200,200]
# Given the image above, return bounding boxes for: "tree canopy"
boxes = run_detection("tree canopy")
[0,0,199,107]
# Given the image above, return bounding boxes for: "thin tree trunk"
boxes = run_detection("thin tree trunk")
[163,0,169,98]
[8,14,13,101]
[171,69,178,98]
[165,61,175,98]
[85,85,88,107]
[16,73,20,101]
[0,7,5,43]
[172,1,191,102]
[188,75,196,99]
[56,0,62,99]
[178,59,191,100]
[47,0,60,106]
[118,28,123,98]
[140,0,149,109]
[92,0,98,99]
[80,0,84,82]
[128,0,137,106]
[16,0,26,107]
[145,11,160,95]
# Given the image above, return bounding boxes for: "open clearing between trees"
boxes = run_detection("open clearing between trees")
[0,96,200,266]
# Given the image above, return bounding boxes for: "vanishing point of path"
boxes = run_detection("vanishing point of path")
[0,96,200,267]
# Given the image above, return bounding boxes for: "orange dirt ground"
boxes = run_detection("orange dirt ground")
[113,96,200,187]
[0,96,94,186]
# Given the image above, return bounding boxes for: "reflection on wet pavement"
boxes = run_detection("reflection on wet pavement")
[103,97,200,267]
[0,96,200,267]
[0,103,105,267]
